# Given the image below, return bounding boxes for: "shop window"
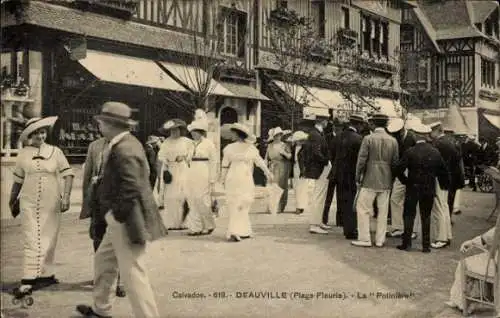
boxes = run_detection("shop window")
[481,58,496,88]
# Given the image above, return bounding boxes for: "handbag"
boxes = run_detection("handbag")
[10,199,20,218]
[163,169,173,184]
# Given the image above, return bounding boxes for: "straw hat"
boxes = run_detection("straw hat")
[267,126,284,142]
[412,123,432,134]
[387,118,404,133]
[94,102,137,127]
[290,131,309,143]
[428,121,442,130]
[160,119,187,134]
[19,116,59,143]
[220,123,255,143]
[349,113,368,123]
[187,120,209,132]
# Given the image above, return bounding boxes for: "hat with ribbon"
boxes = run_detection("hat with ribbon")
[387,118,405,133]
[290,130,309,143]
[349,113,367,123]
[94,102,138,127]
[221,123,256,144]
[160,118,187,133]
[412,123,432,134]
[19,116,59,143]
[267,126,284,142]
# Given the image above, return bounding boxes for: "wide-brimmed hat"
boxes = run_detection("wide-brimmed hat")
[220,123,255,143]
[428,121,442,130]
[412,123,432,134]
[267,126,284,142]
[187,120,209,132]
[290,131,309,143]
[19,116,59,143]
[370,113,389,121]
[282,129,293,142]
[94,102,138,127]
[387,118,404,133]
[160,119,187,133]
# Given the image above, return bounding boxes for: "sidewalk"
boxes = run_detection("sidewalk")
[1,188,498,318]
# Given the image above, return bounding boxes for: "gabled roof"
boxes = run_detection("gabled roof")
[411,0,498,43]
[470,0,498,24]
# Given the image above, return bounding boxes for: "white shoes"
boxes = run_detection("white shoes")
[351,240,372,247]
[310,225,328,234]
[319,223,332,230]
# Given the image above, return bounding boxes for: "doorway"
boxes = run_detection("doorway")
[219,107,238,157]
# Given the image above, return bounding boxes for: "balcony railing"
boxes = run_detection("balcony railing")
[357,56,397,74]
[337,28,359,41]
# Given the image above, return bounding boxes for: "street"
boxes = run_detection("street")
[0,188,497,318]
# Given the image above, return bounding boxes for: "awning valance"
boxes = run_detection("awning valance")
[220,82,270,101]
[272,80,347,109]
[159,62,234,97]
[77,50,187,92]
[484,113,500,129]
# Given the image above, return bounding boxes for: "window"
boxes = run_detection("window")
[342,7,350,29]
[360,14,389,58]
[401,25,414,44]
[481,58,496,88]
[220,8,247,58]
[447,62,460,81]
[381,22,389,57]
[361,15,371,54]
[311,1,325,38]
[417,59,428,83]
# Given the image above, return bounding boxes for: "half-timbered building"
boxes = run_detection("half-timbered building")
[1,0,268,163]
[400,0,500,140]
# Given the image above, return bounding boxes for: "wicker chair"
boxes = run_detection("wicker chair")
[461,245,498,316]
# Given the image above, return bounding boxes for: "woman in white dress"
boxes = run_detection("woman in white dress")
[157,119,194,230]
[446,213,499,316]
[220,123,273,242]
[9,117,74,297]
[185,110,217,236]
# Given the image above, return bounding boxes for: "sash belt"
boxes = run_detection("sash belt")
[192,158,209,161]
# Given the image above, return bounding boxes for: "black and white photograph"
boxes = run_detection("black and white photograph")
[1,0,499,317]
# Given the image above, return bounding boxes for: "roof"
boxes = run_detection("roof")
[2,1,199,54]
[412,0,498,43]
[470,1,498,23]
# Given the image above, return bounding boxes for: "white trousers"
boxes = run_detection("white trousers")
[453,189,461,212]
[390,179,420,232]
[307,164,331,226]
[293,177,312,210]
[431,181,453,242]
[93,213,159,318]
[356,188,390,245]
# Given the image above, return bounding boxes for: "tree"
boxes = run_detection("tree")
[156,1,250,115]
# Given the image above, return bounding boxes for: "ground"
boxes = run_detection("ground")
[0,187,497,318]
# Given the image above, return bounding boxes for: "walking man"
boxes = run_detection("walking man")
[386,118,418,240]
[302,116,331,234]
[429,122,464,249]
[76,102,167,318]
[395,123,449,253]
[334,114,366,240]
[322,110,339,226]
[80,136,126,297]
[351,113,399,247]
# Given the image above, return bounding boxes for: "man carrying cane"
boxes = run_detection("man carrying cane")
[81,137,125,297]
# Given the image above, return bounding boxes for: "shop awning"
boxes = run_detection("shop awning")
[158,62,234,97]
[77,50,187,92]
[220,82,270,101]
[272,80,346,109]
[484,113,500,129]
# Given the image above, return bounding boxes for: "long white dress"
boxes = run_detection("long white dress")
[222,141,270,239]
[13,143,73,279]
[157,136,194,229]
[186,138,217,233]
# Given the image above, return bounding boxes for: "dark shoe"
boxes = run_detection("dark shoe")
[397,244,411,251]
[202,229,215,235]
[76,305,111,317]
[115,286,126,298]
[422,248,431,253]
[187,231,203,236]
[295,209,304,215]
[240,236,251,239]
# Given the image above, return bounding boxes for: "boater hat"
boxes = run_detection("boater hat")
[387,118,405,133]
[94,102,138,127]
[19,116,59,143]
[412,123,432,134]
[349,113,367,123]
[428,121,442,130]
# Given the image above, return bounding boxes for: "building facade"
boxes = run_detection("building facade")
[400,0,500,140]
[1,0,405,163]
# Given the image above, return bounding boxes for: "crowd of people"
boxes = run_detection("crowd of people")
[7,100,500,317]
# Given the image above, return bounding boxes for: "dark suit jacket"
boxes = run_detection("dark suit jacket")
[80,138,107,220]
[398,130,417,157]
[96,133,167,244]
[333,127,363,187]
[301,127,330,179]
[433,135,465,190]
[395,141,450,194]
